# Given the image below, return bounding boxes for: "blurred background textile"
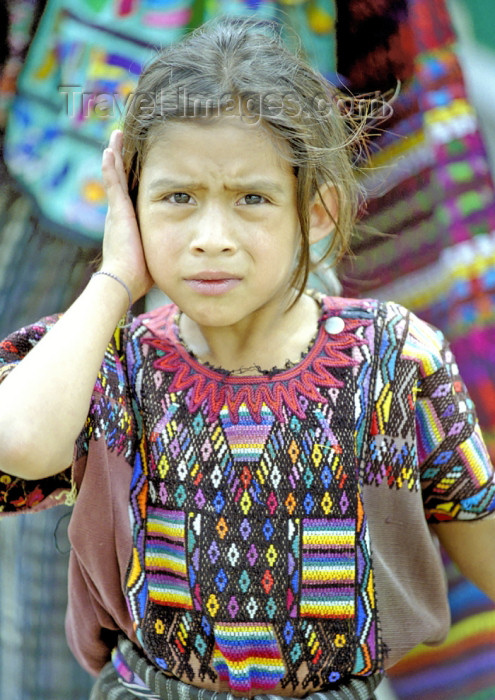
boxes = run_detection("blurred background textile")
[339,0,495,463]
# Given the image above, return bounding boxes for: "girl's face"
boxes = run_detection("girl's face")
[136,116,312,332]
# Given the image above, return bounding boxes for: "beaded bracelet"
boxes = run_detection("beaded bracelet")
[92,270,133,327]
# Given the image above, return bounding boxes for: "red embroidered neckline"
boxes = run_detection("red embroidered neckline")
[140,298,371,423]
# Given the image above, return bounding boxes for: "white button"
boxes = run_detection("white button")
[325,317,345,334]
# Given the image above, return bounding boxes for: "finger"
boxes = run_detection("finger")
[108,128,122,154]
[101,152,132,222]
[101,147,120,191]
[109,130,128,192]
[102,142,131,201]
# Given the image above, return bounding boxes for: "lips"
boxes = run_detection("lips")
[187,271,240,281]
[185,272,242,296]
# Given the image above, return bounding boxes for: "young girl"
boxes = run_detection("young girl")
[0,17,494,700]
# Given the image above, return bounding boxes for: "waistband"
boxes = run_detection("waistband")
[90,636,383,700]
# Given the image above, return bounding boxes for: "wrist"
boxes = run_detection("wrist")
[92,271,132,308]
[89,270,133,323]
[92,271,133,327]
[97,257,151,304]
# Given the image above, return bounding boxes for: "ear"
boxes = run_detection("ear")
[308,184,339,245]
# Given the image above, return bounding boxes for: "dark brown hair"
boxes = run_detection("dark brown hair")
[122,17,363,295]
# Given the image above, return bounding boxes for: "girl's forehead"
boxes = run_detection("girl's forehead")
[148,114,268,144]
[142,115,293,172]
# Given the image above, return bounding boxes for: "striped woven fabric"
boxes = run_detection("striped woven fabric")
[89,636,384,700]
[339,0,495,459]
[337,4,495,700]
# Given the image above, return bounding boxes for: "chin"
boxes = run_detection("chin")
[191,312,240,329]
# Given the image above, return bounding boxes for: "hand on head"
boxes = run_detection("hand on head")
[101,129,154,304]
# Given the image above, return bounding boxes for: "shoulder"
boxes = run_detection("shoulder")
[370,299,446,376]
[319,294,410,342]
[130,302,179,341]
[399,307,448,378]
[96,303,179,377]
[319,294,411,328]
[319,295,450,377]
[319,293,380,319]
[117,303,180,397]
[0,315,61,358]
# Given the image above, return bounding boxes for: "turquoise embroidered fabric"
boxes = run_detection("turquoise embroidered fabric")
[3,0,336,243]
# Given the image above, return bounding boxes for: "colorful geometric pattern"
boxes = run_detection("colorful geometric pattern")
[355,302,495,524]
[1,296,494,692]
[83,326,135,459]
[119,296,494,692]
[145,508,193,610]
[300,519,356,619]
[143,303,364,423]
[359,303,419,492]
[123,296,382,692]
[212,622,285,693]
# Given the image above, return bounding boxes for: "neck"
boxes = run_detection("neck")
[179,293,320,373]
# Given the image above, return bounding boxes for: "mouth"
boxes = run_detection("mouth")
[185,272,242,296]
[187,271,241,280]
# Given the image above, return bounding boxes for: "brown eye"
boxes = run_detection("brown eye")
[172,192,191,204]
[242,194,265,205]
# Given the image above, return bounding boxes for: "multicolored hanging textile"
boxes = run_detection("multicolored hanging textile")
[335,0,415,91]
[0,1,46,124]
[339,0,495,460]
[334,2,495,699]
[3,0,336,243]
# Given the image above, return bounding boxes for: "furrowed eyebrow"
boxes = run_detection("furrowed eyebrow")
[147,177,286,196]
[148,178,203,192]
[224,179,286,195]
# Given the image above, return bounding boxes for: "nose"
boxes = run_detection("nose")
[189,204,237,255]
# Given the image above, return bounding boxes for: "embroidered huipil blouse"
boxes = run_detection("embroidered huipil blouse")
[1,296,494,696]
